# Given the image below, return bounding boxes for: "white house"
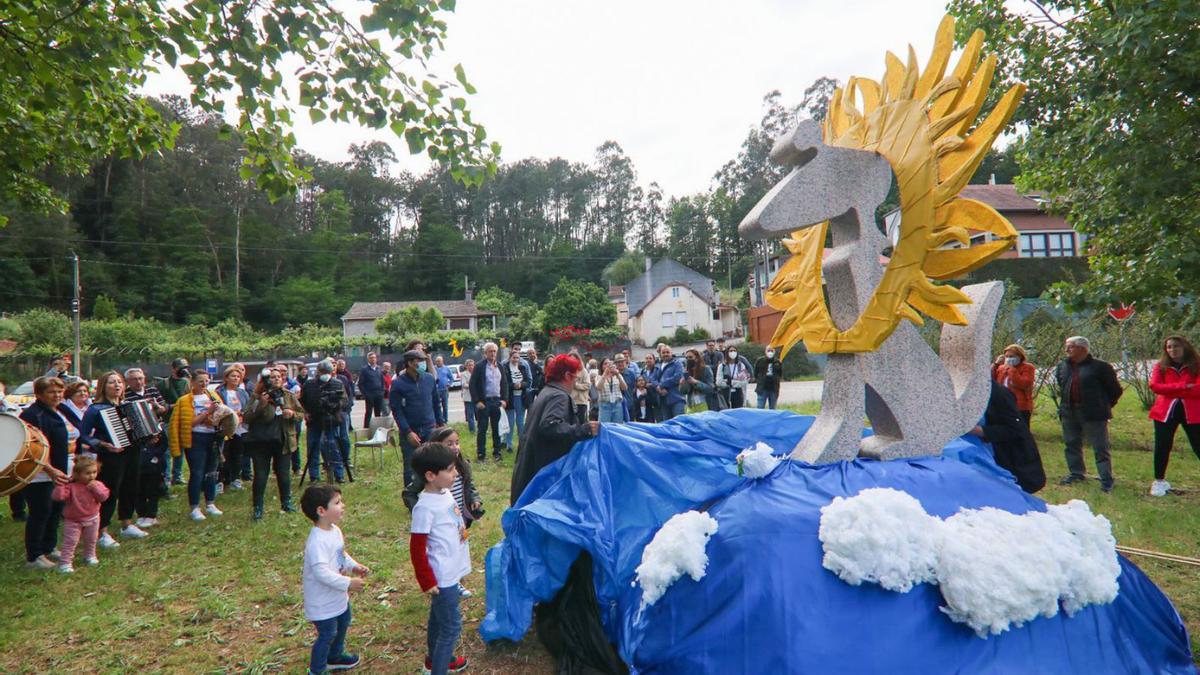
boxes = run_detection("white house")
[620,259,740,346]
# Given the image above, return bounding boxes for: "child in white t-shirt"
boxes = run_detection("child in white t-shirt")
[301,485,369,674]
[410,443,472,675]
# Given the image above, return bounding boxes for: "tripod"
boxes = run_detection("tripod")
[298,421,355,487]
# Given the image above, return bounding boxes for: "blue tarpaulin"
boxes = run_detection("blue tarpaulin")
[481,409,1195,674]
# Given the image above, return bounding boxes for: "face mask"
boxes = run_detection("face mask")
[686,357,695,364]
[1005,356,1020,367]
[417,362,427,372]
[729,351,738,360]
[319,374,331,383]
[765,350,775,358]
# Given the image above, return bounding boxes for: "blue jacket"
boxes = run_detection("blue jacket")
[358,364,385,397]
[21,400,70,474]
[435,365,453,392]
[650,357,686,407]
[79,402,121,457]
[620,365,640,408]
[389,370,439,434]
[336,372,356,406]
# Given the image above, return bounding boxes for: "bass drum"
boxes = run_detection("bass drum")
[0,413,50,496]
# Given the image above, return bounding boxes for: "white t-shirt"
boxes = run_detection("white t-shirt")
[191,393,213,433]
[411,489,471,588]
[30,411,77,483]
[302,524,359,621]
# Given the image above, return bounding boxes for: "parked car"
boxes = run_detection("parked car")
[4,381,35,410]
[447,364,463,390]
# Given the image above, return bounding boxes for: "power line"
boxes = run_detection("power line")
[0,233,731,264]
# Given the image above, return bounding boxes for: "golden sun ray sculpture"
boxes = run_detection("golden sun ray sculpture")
[765,16,1026,355]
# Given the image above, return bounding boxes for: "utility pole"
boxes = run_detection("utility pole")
[70,250,81,373]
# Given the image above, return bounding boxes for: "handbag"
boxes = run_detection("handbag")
[498,411,511,437]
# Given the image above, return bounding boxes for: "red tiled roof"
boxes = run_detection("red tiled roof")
[959,184,1043,212]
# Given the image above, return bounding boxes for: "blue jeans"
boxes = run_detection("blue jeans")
[505,395,526,447]
[598,401,624,423]
[167,454,183,484]
[427,584,461,675]
[475,398,503,459]
[661,399,686,420]
[310,604,352,674]
[757,388,779,410]
[339,417,352,467]
[464,398,475,432]
[436,388,449,426]
[185,432,220,507]
[400,424,434,487]
[306,424,344,482]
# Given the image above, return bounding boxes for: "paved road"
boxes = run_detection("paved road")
[349,380,824,425]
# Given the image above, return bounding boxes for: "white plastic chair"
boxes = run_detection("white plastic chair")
[355,425,392,470]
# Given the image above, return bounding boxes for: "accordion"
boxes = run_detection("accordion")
[98,400,163,448]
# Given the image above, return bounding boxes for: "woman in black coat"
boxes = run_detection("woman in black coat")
[970,380,1047,494]
[18,377,72,569]
[509,354,599,505]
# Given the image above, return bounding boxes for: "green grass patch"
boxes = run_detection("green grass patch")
[1,396,1196,671]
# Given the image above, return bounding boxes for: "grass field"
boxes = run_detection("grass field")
[0,393,1196,672]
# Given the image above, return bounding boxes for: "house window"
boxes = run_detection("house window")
[448,318,471,330]
[671,287,680,298]
[712,307,720,321]
[1019,232,1076,258]
[676,311,688,327]
[662,312,674,328]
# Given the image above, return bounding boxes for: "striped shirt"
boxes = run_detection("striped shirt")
[451,475,466,520]
[597,375,624,404]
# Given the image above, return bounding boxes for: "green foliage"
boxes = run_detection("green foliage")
[673,326,692,344]
[474,287,522,316]
[689,326,711,341]
[949,0,1200,319]
[1,1,496,217]
[0,318,19,341]
[91,294,118,321]
[602,252,648,287]
[11,309,72,350]
[504,306,544,342]
[541,279,616,332]
[587,326,627,344]
[965,257,1091,299]
[375,306,446,341]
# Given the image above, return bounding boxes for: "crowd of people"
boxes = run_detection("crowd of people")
[986,334,1200,497]
[12,332,1200,673]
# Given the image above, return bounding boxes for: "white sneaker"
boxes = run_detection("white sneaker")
[57,564,74,574]
[1149,479,1170,497]
[458,583,473,598]
[231,479,244,490]
[120,524,149,539]
[190,507,207,522]
[205,503,224,516]
[25,555,55,570]
[47,548,61,561]
[84,556,100,566]
[135,517,158,528]
[98,532,120,549]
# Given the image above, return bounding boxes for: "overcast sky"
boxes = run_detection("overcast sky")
[147,0,952,197]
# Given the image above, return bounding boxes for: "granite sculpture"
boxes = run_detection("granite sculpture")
[738,15,1026,463]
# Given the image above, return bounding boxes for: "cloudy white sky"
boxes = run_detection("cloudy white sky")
[148,0,953,197]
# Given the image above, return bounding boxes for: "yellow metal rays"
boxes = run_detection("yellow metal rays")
[766,15,1026,356]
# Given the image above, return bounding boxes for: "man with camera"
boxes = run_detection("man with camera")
[389,349,440,486]
[299,360,348,483]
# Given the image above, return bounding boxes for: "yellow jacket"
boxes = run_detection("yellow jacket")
[168,392,196,458]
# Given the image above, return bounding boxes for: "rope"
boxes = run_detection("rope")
[1117,545,1200,567]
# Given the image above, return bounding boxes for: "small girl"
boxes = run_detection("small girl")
[51,456,110,573]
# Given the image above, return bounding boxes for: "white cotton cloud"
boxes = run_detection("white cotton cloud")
[739,442,783,479]
[636,511,720,608]
[819,489,1120,637]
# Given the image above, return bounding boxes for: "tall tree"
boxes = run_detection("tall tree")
[0,0,496,220]
[949,0,1200,316]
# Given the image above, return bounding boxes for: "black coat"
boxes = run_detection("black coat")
[981,381,1046,494]
[469,359,511,404]
[1054,355,1123,421]
[20,400,70,475]
[510,382,592,505]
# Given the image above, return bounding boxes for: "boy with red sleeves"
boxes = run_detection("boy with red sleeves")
[409,443,471,674]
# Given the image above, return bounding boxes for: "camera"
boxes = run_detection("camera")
[470,505,486,519]
[268,388,286,407]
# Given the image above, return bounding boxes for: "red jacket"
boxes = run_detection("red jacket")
[992,362,1036,412]
[1149,362,1200,423]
